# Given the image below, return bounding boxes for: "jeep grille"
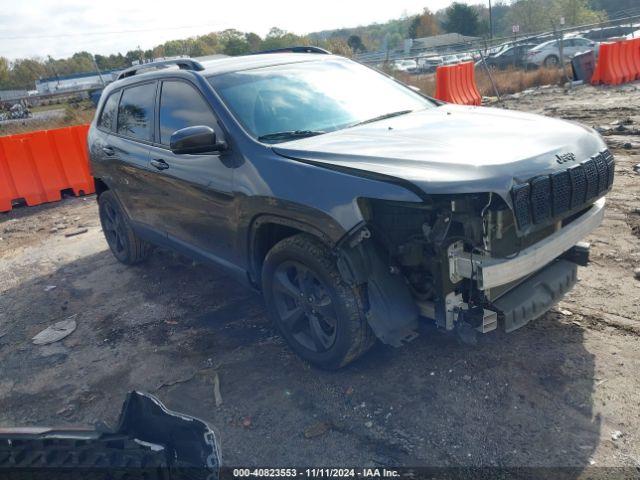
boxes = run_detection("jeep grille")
[511,150,614,230]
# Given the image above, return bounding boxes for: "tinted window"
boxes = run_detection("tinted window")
[159,81,217,145]
[98,92,119,131]
[117,82,156,141]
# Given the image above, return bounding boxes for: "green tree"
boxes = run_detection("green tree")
[324,38,352,57]
[443,3,479,36]
[408,16,421,39]
[125,48,145,64]
[552,0,606,26]
[8,59,48,89]
[245,32,263,52]
[507,0,552,33]
[412,8,440,38]
[261,27,307,51]
[588,0,636,17]
[347,35,366,53]
[0,57,10,87]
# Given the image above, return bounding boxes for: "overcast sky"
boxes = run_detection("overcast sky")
[0,0,474,59]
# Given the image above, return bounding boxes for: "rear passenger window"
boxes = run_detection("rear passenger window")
[98,92,119,131]
[159,81,218,145]
[117,82,156,142]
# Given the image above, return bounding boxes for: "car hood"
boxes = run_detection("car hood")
[272,104,606,206]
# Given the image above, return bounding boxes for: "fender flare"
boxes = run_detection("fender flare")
[247,213,337,284]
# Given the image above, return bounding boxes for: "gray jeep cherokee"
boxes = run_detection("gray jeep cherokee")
[88,50,613,369]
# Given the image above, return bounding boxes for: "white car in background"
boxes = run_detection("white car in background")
[417,55,443,73]
[392,59,418,73]
[525,36,598,68]
[441,54,460,66]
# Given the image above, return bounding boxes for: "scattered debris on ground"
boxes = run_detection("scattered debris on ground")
[31,317,77,345]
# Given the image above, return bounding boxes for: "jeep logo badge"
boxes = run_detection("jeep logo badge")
[556,152,577,164]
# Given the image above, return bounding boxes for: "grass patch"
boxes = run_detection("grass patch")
[395,66,566,99]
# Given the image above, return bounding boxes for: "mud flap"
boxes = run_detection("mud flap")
[493,259,578,333]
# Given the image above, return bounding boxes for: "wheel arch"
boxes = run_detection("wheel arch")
[94,177,110,197]
[248,214,337,288]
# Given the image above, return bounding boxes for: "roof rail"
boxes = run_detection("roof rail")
[116,58,205,80]
[250,46,331,55]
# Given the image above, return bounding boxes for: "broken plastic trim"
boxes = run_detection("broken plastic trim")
[0,391,221,479]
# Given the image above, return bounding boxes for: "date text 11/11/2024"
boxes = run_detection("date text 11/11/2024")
[232,468,400,478]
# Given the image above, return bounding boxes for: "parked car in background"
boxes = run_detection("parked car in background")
[393,59,418,73]
[626,30,640,39]
[417,55,443,73]
[456,52,473,62]
[441,54,460,66]
[480,44,537,70]
[525,37,598,68]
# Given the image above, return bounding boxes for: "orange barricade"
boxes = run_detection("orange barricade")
[434,61,481,106]
[592,39,640,85]
[0,124,93,213]
[630,38,640,81]
[619,41,633,83]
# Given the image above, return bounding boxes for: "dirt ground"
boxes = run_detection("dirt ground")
[1,82,639,475]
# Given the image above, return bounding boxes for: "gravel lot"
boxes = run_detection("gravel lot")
[1,82,639,475]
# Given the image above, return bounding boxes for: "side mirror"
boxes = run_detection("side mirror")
[169,126,225,155]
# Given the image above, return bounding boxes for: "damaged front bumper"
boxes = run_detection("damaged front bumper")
[492,259,578,332]
[449,198,605,290]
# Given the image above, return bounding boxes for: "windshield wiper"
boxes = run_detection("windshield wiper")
[349,110,414,128]
[258,130,325,143]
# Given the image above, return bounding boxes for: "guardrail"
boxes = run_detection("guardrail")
[0,124,94,213]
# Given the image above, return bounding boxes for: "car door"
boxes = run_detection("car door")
[514,46,529,67]
[500,48,516,68]
[144,79,236,267]
[106,81,161,227]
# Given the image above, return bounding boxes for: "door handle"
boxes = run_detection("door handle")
[102,146,115,156]
[150,159,170,170]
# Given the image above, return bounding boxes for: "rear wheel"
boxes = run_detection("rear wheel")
[262,234,375,369]
[98,190,152,265]
[544,55,559,68]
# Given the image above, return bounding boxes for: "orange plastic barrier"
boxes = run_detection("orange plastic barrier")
[592,39,640,85]
[630,38,640,81]
[0,124,94,213]
[434,61,482,106]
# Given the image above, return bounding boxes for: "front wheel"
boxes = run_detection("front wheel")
[262,234,375,369]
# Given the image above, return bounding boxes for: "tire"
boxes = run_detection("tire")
[262,234,375,369]
[544,55,559,68]
[98,190,152,265]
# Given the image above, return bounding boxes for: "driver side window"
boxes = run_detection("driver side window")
[159,81,219,146]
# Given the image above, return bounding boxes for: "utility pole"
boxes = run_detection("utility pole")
[488,0,493,41]
[91,54,106,86]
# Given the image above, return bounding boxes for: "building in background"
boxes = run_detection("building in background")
[34,70,120,95]
[0,89,29,101]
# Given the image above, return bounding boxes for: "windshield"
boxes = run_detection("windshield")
[208,59,435,143]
